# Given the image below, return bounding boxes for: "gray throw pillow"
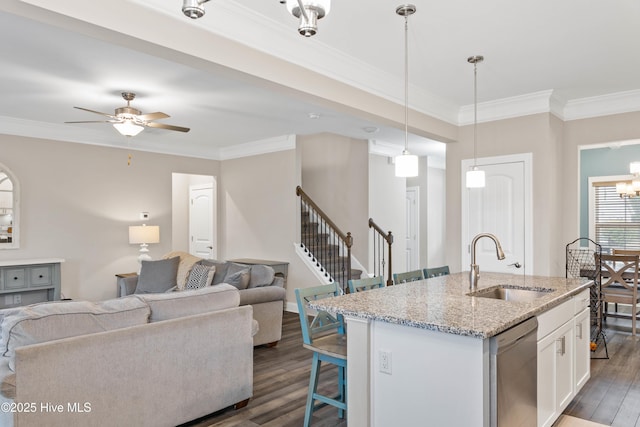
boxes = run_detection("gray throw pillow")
[223,268,251,290]
[135,256,180,294]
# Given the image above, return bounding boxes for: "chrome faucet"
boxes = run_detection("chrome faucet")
[470,233,506,290]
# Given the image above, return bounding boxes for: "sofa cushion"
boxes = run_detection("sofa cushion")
[223,263,251,290]
[247,265,276,288]
[135,256,180,294]
[0,297,150,371]
[185,264,216,290]
[201,260,230,286]
[162,251,203,290]
[134,284,240,322]
[239,286,287,306]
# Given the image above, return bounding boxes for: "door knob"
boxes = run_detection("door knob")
[508,262,522,268]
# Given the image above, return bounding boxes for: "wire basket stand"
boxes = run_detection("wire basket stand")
[565,237,608,359]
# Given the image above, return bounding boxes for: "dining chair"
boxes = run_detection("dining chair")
[347,275,385,293]
[295,283,347,426]
[423,266,450,279]
[393,269,425,284]
[610,250,640,313]
[595,253,640,336]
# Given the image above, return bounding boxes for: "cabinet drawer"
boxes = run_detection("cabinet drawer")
[537,298,574,340]
[30,266,52,287]
[573,289,590,314]
[4,269,26,290]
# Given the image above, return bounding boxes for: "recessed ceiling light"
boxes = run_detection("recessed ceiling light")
[363,126,379,134]
[308,113,321,119]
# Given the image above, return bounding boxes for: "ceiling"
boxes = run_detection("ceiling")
[1,0,639,162]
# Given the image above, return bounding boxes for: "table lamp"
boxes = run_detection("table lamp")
[129,224,160,264]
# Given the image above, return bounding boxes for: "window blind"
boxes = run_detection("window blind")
[594,185,640,252]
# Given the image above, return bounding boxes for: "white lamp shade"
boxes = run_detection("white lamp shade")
[617,182,628,194]
[129,225,160,244]
[630,162,640,175]
[395,152,419,177]
[466,168,486,188]
[113,121,144,137]
[286,0,331,15]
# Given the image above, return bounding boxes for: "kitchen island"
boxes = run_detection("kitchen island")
[309,272,593,427]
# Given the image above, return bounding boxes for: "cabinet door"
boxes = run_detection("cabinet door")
[537,319,574,427]
[574,307,591,391]
[556,319,575,413]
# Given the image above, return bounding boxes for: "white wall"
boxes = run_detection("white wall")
[219,148,320,306]
[427,161,446,268]
[299,133,369,263]
[368,153,406,277]
[0,134,220,301]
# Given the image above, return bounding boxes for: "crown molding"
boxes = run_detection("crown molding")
[219,134,296,160]
[458,90,555,125]
[562,90,640,121]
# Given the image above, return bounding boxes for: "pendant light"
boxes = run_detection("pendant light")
[466,55,485,188]
[394,4,418,178]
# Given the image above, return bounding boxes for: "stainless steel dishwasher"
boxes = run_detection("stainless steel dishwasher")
[490,316,538,427]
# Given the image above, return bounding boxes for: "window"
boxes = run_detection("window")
[593,183,640,253]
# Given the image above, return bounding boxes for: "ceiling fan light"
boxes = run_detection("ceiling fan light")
[395,151,418,178]
[466,167,486,188]
[114,121,144,137]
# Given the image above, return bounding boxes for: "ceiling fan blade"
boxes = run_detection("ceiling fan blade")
[137,112,169,121]
[73,106,117,119]
[145,122,190,133]
[64,120,119,124]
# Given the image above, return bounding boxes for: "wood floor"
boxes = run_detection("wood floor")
[184,311,346,427]
[565,314,640,427]
[184,311,640,427]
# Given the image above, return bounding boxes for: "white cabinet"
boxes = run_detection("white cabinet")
[574,307,591,390]
[537,289,591,427]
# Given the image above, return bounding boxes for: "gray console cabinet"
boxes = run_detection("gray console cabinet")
[0,259,63,309]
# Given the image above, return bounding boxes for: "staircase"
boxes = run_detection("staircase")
[296,186,361,292]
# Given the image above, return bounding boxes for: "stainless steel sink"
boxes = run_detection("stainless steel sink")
[468,285,554,302]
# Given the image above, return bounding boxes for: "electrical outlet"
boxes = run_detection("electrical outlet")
[379,349,392,374]
[13,294,21,304]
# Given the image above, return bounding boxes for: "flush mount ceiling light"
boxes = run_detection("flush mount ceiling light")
[394,4,418,178]
[286,0,331,37]
[182,0,211,19]
[466,55,485,188]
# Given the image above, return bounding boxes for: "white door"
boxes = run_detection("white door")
[461,153,532,275]
[405,187,420,271]
[189,184,215,258]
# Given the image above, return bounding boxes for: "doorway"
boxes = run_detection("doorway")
[405,186,420,271]
[172,173,216,258]
[461,153,533,275]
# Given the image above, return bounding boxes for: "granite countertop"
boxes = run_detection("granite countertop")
[308,272,593,339]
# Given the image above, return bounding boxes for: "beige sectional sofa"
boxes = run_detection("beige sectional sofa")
[118,257,286,347]
[0,284,253,427]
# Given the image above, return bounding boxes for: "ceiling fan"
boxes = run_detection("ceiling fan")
[65,92,190,136]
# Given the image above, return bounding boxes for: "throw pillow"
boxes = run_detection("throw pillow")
[247,265,276,288]
[162,251,203,290]
[135,256,180,294]
[223,268,251,290]
[185,264,216,290]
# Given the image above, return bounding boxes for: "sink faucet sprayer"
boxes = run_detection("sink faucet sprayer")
[470,233,506,290]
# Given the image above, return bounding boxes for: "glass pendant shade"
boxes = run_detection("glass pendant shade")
[113,121,144,137]
[395,151,418,178]
[466,168,485,188]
